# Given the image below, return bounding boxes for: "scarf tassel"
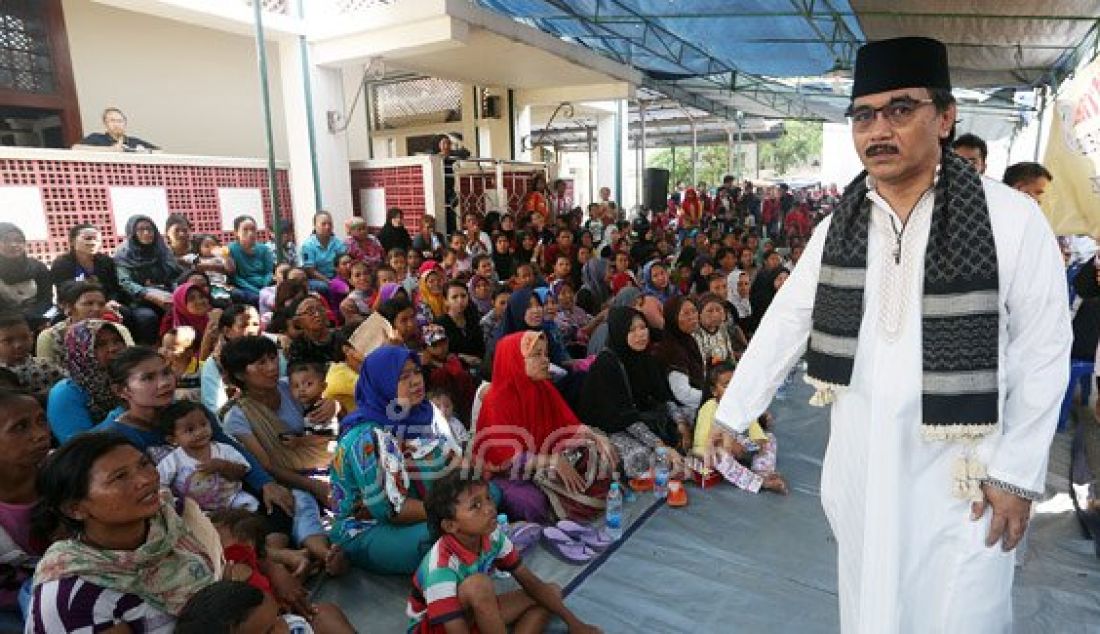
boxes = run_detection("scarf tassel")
[804,375,844,407]
[951,449,987,502]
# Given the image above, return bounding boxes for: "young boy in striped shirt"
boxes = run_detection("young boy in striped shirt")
[407,471,602,633]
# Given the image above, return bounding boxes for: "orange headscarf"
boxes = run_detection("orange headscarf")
[473,331,583,469]
[416,267,447,320]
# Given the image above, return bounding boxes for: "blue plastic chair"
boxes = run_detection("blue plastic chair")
[1059,359,1094,432]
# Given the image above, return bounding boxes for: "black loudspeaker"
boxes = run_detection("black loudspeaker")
[481,95,501,119]
[644,167,669,212]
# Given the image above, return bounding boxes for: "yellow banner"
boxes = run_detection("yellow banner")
[1041,57,1100,236]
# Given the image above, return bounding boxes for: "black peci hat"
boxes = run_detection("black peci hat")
[851,37,951,99]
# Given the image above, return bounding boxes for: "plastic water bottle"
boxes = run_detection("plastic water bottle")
[605,482,623,540]
[492,514,510,578]
[654,447,670,500]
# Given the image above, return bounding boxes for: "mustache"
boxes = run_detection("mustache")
[865,144,899,157]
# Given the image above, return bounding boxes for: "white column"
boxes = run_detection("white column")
[277,37,352,246]
[618,99,634,212]
[515,104,532,162]
[596,110,616,203]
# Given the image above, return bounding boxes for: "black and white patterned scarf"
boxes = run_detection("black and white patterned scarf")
[805,149,1000,441]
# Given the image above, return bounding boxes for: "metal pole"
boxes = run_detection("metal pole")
[638,100,647,211]
[677,104,696,186]
[690,115,697,186]
[671,144,676,181]
[737,119,744,180]
[727,126,734,175]
[1033,86,1048,161]
[507,89,516,161]
[614,100,623,210]
[252,0,283,263]
[296,0,322,210]
[364,77,374,159]
[586,126,594,206]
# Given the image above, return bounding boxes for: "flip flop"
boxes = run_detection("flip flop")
[507,522,542,557]
[556,520,614,552]
[541,527,596,564]
[667,479,689,507]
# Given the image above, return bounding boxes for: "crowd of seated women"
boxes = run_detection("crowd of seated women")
[0,179,802,631]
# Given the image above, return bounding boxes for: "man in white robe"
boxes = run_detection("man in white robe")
[715,37,1071,633]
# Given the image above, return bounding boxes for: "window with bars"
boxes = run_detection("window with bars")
[0,0,54,94]
[328,0,396,12]
[372,77,462,130]
[241,0,290,15]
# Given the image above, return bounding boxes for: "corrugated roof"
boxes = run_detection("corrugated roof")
[477,0,1100,123]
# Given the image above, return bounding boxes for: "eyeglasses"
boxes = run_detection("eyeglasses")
[846,98,935,130]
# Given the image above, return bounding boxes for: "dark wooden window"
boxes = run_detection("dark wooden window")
[0,0,56,94]
[0,0,79,146]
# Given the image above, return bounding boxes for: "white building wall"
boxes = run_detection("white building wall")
[820,122,863,188]
[62,0,290,160]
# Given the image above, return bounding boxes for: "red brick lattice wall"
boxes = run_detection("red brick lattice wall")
[349,163,426,233]
[0,157,291,265]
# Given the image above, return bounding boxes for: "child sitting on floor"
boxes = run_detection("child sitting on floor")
[161,326,204,402]
[409,471,602,634]
[288,360,338,436]
[553,280,592,345]
[323,324,365,417]
[210,508,275,593]
[692,293,737,367]
[693,363,787,494]
[480,285,512,344]
[0,312,64,400]
[177,580,355,634]
[339,260,374,327]
[187,235,233,303]
[427,386,469,456]
[157,400,260,512]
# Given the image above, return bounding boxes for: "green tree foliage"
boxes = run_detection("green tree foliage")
[647,145,735,190]
[759,120,823,175]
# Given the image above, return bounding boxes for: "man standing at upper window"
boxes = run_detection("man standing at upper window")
[716,36,1070,633]
[75,107,159,152]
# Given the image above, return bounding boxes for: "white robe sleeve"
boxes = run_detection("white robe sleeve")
[715,216,831,433]
[987,208,1072,496]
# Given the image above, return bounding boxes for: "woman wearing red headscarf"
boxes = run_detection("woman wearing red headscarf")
[679,188,703,231]
[473,331,615,522]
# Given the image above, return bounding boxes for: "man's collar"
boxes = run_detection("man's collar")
[864,162,941,194]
